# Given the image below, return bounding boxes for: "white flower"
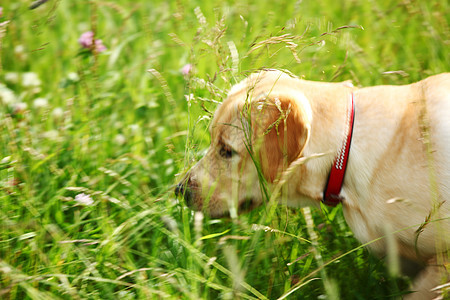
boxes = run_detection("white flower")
[33,97,48,109]
[14,45,25,55]
[67,72,79,82]
[114,134,126,145]
[128,124,140,133]
[22,72,41,87]
[12,102,27,114]
[0,85,17,104]
[74,193,94,206]
[184,93,194,102]
[4,72,19,84]
[184,93,194,107]
[52,107,64,119]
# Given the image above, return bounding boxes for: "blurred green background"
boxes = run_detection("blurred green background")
[0,0,448,299]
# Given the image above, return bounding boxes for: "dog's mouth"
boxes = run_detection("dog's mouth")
[207,198,259,219]
[176,179,260,217]
[238,197,259,213]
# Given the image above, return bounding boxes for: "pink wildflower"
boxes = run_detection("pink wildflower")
[181,64,192,76]
[78,31,107,53]
[78,31,94,48]
[94,39,107,52]
[0,7,3,18]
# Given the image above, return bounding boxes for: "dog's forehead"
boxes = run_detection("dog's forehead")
[209,97,250,146]
[211,110,241,139]
[212,72,275,123]
[210,70,295,139]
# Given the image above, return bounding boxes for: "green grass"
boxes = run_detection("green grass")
[0,0,448,299]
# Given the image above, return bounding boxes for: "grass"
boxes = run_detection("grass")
[0,0,448,299]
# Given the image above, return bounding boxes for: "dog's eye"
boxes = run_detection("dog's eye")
[219,144,236,159]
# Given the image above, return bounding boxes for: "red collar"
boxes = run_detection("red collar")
[322,92,355,206]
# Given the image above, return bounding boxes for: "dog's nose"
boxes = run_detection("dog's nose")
[175,180,193,207]
[174,182,185,198]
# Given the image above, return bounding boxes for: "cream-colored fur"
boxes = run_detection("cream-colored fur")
[177,70,449,298]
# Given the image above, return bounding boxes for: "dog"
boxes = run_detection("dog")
[176,70,449,299]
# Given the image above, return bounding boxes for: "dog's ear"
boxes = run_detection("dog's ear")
[251,95,311,182]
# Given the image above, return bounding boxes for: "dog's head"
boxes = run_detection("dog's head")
[176,70,313,217]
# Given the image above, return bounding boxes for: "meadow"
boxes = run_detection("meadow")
[0,0,448,299]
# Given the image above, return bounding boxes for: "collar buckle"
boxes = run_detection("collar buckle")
[322,193,345,207]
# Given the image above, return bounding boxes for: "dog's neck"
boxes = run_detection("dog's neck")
[322,92,355,206]
[291,80,357,206]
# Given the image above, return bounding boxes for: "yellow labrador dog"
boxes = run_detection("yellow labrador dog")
[176,70,449,299]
